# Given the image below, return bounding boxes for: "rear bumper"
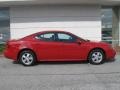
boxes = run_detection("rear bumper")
[4,49,17,61]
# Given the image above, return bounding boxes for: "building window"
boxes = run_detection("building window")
[0,8,10,44]
[102,8,112,44]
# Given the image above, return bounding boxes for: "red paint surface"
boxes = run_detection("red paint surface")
[4,31,116,62]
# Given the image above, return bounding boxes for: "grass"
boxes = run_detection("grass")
[0,44,5,54]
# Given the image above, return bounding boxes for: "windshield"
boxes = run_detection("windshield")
[77,36,88,42]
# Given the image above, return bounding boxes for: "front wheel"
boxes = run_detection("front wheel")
[88,49,105,65]
[19,50,36,66]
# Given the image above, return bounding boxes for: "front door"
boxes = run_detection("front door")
[56,32,85,60]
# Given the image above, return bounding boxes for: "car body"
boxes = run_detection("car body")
[4,30,116,66]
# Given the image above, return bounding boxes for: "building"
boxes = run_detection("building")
[0,0,120,46]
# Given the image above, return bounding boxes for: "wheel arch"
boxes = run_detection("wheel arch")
[17,48,38,62]
[87,47,106,61]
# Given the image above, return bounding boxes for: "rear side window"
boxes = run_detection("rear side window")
[36,33,55,41]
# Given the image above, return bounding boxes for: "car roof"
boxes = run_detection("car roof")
[39,30,70,33]
[33,30,74,35]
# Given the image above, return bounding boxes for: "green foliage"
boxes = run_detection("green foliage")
[0,44,5,54]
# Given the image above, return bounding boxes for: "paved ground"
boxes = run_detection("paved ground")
[0,55,120,90]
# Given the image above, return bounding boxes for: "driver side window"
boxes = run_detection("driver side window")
[57,33,76,42]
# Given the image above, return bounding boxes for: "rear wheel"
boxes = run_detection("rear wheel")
[19,50,36,66]
[88,49,105,65]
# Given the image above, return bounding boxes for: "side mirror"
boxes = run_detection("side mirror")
[76,39,82,44]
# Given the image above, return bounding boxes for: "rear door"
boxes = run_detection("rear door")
[34,32,62,61]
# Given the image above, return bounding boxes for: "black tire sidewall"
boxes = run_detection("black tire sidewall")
[88,49,105,65]
[19,50,36,66]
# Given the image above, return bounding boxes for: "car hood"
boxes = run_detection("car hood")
[83,41,110,47]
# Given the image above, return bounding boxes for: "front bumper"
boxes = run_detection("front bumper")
[106,47,116,60]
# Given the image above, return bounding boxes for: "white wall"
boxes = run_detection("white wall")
[10,5,101,41]
[118,7,120,46]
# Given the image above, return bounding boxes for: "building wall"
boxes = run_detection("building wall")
[112,7,119,46]
[10,5,101,41]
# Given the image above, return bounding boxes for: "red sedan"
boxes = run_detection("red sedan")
[4,31,116,66]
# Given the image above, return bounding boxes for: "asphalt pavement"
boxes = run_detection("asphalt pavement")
[0,55,120,90]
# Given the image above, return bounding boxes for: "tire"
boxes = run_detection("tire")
[19,50,36,66]
[88,49,105,65]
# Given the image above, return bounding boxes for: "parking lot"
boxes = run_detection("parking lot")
[0,55,120,90]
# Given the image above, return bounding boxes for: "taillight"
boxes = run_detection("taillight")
[5,40,18,49]
[6,42,10,49]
